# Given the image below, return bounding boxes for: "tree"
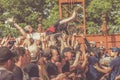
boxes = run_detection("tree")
[0,0,120,37]
[42,0,59,29]
[0,0,60,37]
[0,0,45,37]
[86,0,120,34]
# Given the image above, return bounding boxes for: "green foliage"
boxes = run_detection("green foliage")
[87,0,112,15]
[0,0,60,37]
[42,0,59,29]
[86,21,100,34]
[86,0,120,34]
[0,22,20,37]
[0,0,45,37]
[0,0,120,37]
[86,0,112,26]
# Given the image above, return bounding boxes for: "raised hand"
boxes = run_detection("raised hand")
[5,17,15,25]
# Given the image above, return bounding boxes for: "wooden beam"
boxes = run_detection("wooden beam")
[82,0,86,35]
[60,0,84,4]
[59,0,86,34]
[62,6,82,23]
[59,0,62,19]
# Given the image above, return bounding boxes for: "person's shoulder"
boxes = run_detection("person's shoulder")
[26,62,38,69]
[46,62,56,68]
[113,56,120,62]
[0,69,14,80]
[24,63,33,70]
[13,65,22,74]
[5,71,14,80]
[0,68,13,74]
[89,56,97,60]
[110,57,120,65]
[31,62,38,68]
[46,62,53,66]
[13,65,21,70]
[112,57,120,61]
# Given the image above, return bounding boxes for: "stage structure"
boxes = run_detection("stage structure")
[59,0,86,35]
[59,0,120,51]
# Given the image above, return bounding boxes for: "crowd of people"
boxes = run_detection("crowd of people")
[1,11,120,80]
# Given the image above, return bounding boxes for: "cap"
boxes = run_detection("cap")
[46,26,55,33]
[0,47,14,61]
[110,47,120,52]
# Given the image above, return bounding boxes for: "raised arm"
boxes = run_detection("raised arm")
[94,63,112,74]
[59,10,77,25]
[14,22,27,37]
[6,17,27,37]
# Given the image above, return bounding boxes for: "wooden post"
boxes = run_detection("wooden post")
[83,0,86,35]
[59,0,62,19]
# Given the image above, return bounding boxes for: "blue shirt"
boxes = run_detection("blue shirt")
[109,56,120,80]
[87,56,100,80]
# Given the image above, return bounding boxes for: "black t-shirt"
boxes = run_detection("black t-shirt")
[54,20,60,29]
[87,56,99,80]
[46,62,58,77]
[54,19,67,33]
[13,65,23,80]
[0,67,14,80]
[62,61,70,73]
[24,62,39,78]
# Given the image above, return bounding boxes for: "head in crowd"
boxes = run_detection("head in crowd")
[54,33,62,47]
[89,41,96,48]
[8,40,16,49]
[42,46,59,62]
[99,46,106,55]
[37,24,44,33]
[28,45,40,63]
[90,48,101,58]
[24,25,33,33]
[25,49,31,64]
[12,47,29,67]
[29,38,34,44]
[50,46,59,62]
[22,38,34,47]
[0,47,15,71]
[62,47,74,60]
[37,49,47,65]
[42,48,52,61]
[110,47,120,57]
